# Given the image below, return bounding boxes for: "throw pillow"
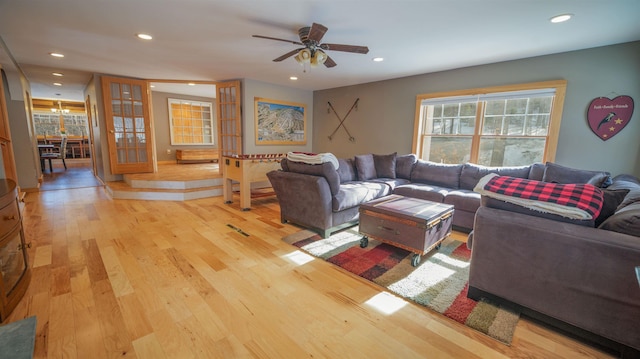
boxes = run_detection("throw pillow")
[336,158,357,183]
[395,154,417,180]
[606,174,640,210]
[355,154,377,180]
[542,162,611,187]
[595,189,630,227]
[599,202,640,237]
[373,152,397,179]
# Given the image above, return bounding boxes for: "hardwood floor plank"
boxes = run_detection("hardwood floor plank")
[48,293,77,359]
[91,279,136,358]
[131,333,168,359]
[99,245,135,297]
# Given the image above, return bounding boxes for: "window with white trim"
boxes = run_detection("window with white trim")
[168,98,215,145]
[413,80,567,166]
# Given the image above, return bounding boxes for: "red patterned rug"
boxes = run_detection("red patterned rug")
[283,226,520,345]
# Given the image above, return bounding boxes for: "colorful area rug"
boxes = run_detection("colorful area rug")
[283,226,520,345]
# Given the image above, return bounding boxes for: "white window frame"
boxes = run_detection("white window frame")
[413,80,567,166]
[168,98,215,145]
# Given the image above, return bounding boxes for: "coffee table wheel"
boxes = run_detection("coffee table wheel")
[360,236,369,248]
[411,254,421,267]
[436,242,442,250]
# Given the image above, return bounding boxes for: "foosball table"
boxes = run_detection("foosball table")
[223,153,285,211]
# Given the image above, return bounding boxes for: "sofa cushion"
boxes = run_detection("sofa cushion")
[460,163,531,190]
[395,154,417,180]
[443,190,481,213]
[333,181,391,212]
[595,189,630,227]
[373,152,397,179]
[542,162,612,187]
[528,162,545,181]
[370,178,411,191]
[282,159,341,196]
[355,154,377,180]
[393,183,450,203]
[599,201,640,237]
[411,160,463,189]
[336,158,357,183]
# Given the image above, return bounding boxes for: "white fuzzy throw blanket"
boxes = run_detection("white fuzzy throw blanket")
[287,152,339,169]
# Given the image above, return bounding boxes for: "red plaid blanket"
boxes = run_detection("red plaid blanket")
[483,175,604,218]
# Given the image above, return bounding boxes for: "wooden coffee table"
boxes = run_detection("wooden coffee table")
[359,194,454,266]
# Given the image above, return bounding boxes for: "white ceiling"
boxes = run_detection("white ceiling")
[1,0,639,101]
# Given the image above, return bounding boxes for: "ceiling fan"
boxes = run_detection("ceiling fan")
[252,23,369,68]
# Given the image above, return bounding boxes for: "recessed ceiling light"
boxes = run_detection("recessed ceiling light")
[550,14,572,23]
[49,52,64,58]
[53,82,62,86]
[137,33,153,40]
[372,57,384,62]
[52,72,64,77]
[150,85,155,88]
[188,83,196,86]
[290,76,298,81]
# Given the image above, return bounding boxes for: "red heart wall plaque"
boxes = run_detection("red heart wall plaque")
[587,96,634,141]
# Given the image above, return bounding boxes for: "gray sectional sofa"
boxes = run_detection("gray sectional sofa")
[267,152,589,237]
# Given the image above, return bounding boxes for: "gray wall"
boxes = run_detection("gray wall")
[2,68,40,190]
[313,41,640,177]
[241,78,313,154]
[151,91,217,162]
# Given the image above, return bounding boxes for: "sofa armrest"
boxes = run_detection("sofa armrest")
[470,206,640,350]
[267,170,334,230]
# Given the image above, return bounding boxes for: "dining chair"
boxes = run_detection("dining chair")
[40,136,68,172]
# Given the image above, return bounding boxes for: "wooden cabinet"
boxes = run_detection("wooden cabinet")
[0,179,30,322]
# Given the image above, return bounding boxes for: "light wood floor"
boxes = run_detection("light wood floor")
[10,186,615,358]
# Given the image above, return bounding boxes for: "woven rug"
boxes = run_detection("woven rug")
[283,226,520,345]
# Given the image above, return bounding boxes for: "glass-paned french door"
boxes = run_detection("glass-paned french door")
[101,76,154,174]
[217,81,242,157]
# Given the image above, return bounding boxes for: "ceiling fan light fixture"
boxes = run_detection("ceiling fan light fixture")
[310,50,327,67]
[295,49,311,64]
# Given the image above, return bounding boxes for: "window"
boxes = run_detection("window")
[413,80,566,166]
[33,112,89,137]
[168,98,215,145]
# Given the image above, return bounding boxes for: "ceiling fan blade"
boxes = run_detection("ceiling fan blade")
[252,34,303,46]
[308,23,328,43]
[273,48,303,62]
[321,43,369,54]
[323,56,337,68]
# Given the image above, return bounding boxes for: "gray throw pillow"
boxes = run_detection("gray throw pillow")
[542,162,611,187]
[595,189,630,227]
[395,154,417,180]
[599,202,640,237]
[336,158,357,183]
[373,152,397,179]
[355,154,377,180]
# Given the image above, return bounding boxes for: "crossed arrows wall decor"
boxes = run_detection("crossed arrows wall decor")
[328,98,359,142]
